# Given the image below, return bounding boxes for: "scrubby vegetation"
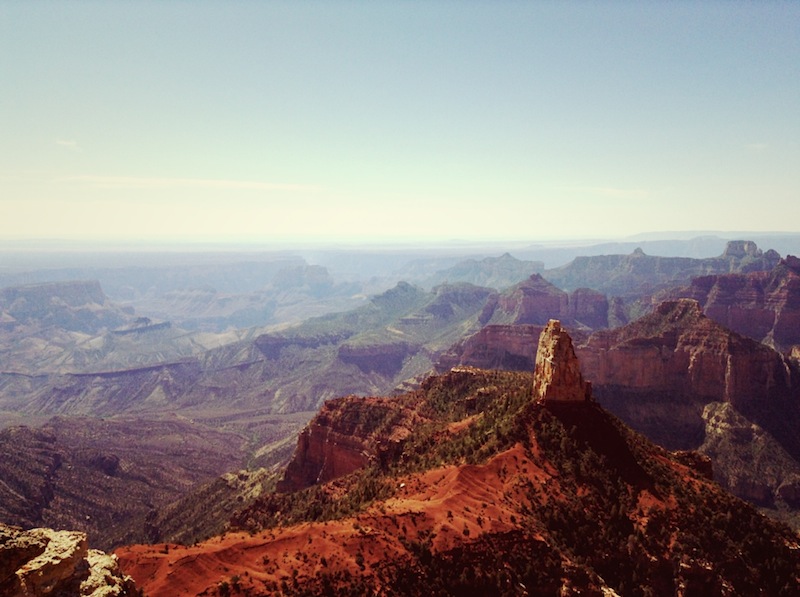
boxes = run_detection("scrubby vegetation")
[223,368,800,596]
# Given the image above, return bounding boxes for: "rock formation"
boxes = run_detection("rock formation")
[544,240,781,296]
[277,395,422,492]
[0,523,139,596]
[672,256,800,351]
[699,402,800,507]
[436,324,543,372]
[579,299,795,411]
[533,320,592,403]
[479,274,608,329]
[437,276,607,374]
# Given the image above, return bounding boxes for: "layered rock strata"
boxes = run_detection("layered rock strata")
[578,299,795,410]
[673,256,800,351]
[277,396,423,492]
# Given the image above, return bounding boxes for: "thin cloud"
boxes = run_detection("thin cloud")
[746,142,768,153]
[55,139,80,151]
[61,175,322,192]
[563,186,651,200]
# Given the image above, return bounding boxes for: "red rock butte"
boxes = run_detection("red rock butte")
[533,319,592,403]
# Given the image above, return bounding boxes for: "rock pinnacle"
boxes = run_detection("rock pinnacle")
[533,319,592,403]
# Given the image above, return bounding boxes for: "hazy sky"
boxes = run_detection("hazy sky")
[1,1,798,244]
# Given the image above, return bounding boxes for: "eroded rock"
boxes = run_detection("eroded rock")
[533,319,592,403]
[0,523,139,596]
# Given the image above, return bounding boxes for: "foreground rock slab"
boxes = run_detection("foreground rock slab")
[0,523,139,597]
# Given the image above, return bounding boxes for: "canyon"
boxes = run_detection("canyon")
[115,326,800,595]
[4,238,800,593]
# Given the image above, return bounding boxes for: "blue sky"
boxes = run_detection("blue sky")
[1,1,798,244]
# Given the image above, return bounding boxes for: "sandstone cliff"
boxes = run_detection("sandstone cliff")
[437,275,605,373]
[277,395,424,492]
[514,298,800,526]
[671,255,800,352]
[479,274,608,329]
[435,324,543,372]
[0,523,139,596]
[579,299,795,410]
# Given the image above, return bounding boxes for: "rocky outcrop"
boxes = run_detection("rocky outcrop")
[0,523,139,596]
[672,256,800,351]
[566,287,609,329]
[277,396,422,492]
[436,324,543,372]
[533,320,591,403]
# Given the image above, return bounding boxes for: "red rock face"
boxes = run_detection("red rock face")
[277,396,421,492]
[494,274,570,325]
[444,276,608,373]
[578,299,795,410]
[675,258,800,351]
[437,324,543,372]
[277,419,370,492]
[567,287,609,329]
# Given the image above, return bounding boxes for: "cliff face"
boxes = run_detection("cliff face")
[578,299,795,410]
[438,276,606,373]
[480,274,608,329]
[436,324,543,372]
[0,523,139,596]
[277,395,423,492]
[674,256,800,351]
[699,402,800,507]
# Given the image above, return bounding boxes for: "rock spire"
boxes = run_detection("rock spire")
[533,319,592,403]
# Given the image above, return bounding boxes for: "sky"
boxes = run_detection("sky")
[1,1,798,245]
